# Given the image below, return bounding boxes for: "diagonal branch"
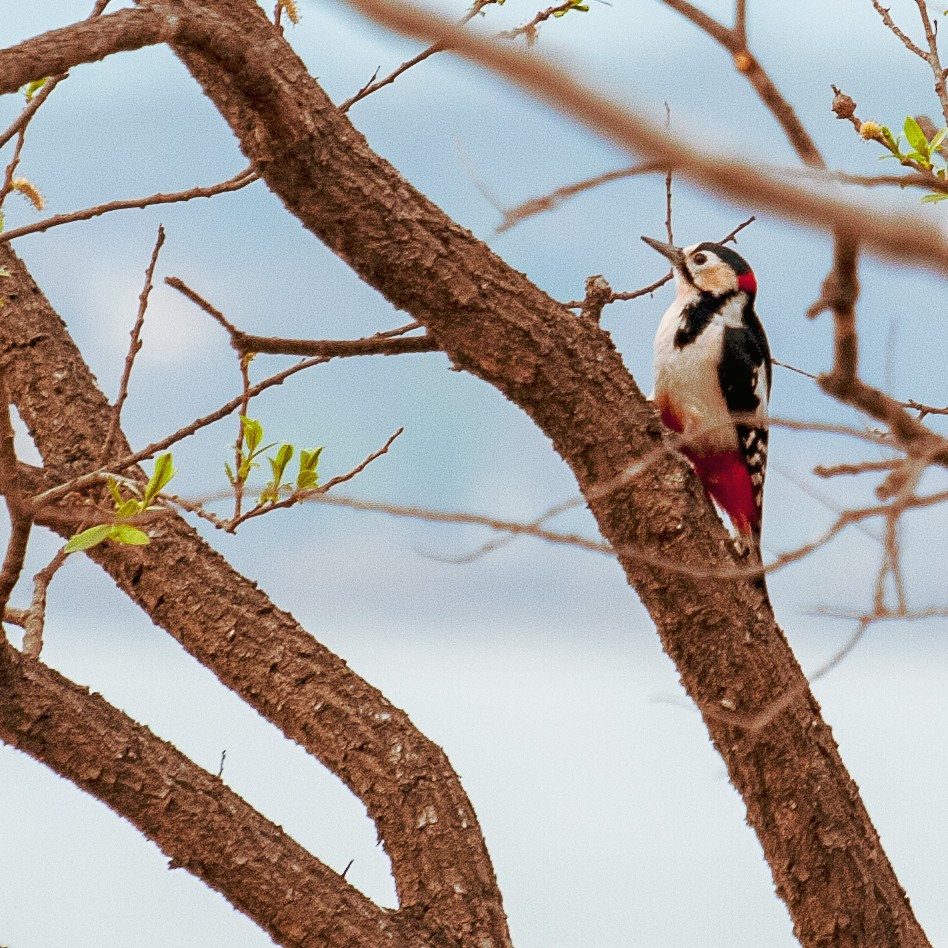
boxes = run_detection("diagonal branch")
[151,1,932,943]
[0,240,513,947]
[0,639,429,948]
[335,0,948,267]
[0,6,171,96]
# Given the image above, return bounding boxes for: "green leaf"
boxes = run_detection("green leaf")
[240,458,261,480]
[110,524,150,545]
[115,498,142,520]
[921,191,948,203]
[906,150,933,169]
[143,452,175,505]
[225,461,236,486]
[64,524,114,553]
[241,417,263,455]
[107,477,124,506]
[904,116,929,156]
[23,78,48,102]
[269,443,294,485]
[931,127,948,152]
[297,446,323,490]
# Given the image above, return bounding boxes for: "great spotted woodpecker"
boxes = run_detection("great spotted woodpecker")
[641,236,772,573]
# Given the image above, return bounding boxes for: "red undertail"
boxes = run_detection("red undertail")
[660,408,759,537]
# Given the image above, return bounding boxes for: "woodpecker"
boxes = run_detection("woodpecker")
[641,236,772,584]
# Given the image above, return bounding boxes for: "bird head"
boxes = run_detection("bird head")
[641,236,757,297]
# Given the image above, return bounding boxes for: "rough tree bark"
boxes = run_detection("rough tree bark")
[0,3,932,947]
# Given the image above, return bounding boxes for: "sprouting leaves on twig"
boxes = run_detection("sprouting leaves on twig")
[552,0,590,16]
[64,453,175,552]
[228,415,323,518]
[860,115,948,202]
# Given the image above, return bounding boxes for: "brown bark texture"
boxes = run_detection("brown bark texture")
[0,3,932,947]
[0,635,430,948]
[0,245,510,948]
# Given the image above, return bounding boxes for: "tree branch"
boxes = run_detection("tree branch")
[148,1,931,942]
[0,168,258,244]
[0,639,430,948]
[0,241,512,947]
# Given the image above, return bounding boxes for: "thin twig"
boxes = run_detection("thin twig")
[719,214,756,245]
[499,0,587,45]
[914,0,948,127]
[655,0,824,166]
[341,0,493,111]
[870,0,928,59]
[101,225,166,461]
[0,168,259,244]
[22,546,70,659]
[166,277,439,357]
[0,75,68,152]
[229,428,405,529]
[813,459,897,479]
[734,0,747,45]
[32,356,330,509]
[497,162,665,233]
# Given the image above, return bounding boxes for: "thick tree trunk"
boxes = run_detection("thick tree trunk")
[0,4,930,945]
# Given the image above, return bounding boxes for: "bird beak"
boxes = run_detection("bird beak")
[641,235,685,268]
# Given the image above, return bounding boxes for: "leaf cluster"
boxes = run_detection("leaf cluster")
[65,454,175,552]
[228,415,322,506]
[869,116,948,202]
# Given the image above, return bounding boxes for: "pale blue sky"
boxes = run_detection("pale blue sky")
[1,1,947,945]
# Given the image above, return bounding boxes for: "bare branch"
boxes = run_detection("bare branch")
[167,277,440,357]
[656,0,823,166]
[101,225,166,461]
[0,169,258,244]
[871,0,929,60]
[0,7,172,99]
[814,459,897,478]
[0,75,67,152]
[913,0,948,126]
[303,492,613,553]
[340,0,494,111]
[22,546,69,659]
[734,0,747,45]
[497,162,665,233]
[339,0,948,270]
[0,640,429,948]
[813,235,948,466]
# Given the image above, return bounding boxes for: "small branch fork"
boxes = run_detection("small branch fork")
[165,277,439,357]
[340,0,579,112]
[565,215,756,314]
[871,0,948,127]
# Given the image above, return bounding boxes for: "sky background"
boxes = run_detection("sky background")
[1,1,947,945]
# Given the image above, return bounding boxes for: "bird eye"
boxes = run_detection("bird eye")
[692,252,708,265]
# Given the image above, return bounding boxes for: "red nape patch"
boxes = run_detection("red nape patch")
[737,271,758,294]
[686,450,759,535]
[660,407,684,433]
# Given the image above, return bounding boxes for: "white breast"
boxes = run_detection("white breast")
[653,294,750,453]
